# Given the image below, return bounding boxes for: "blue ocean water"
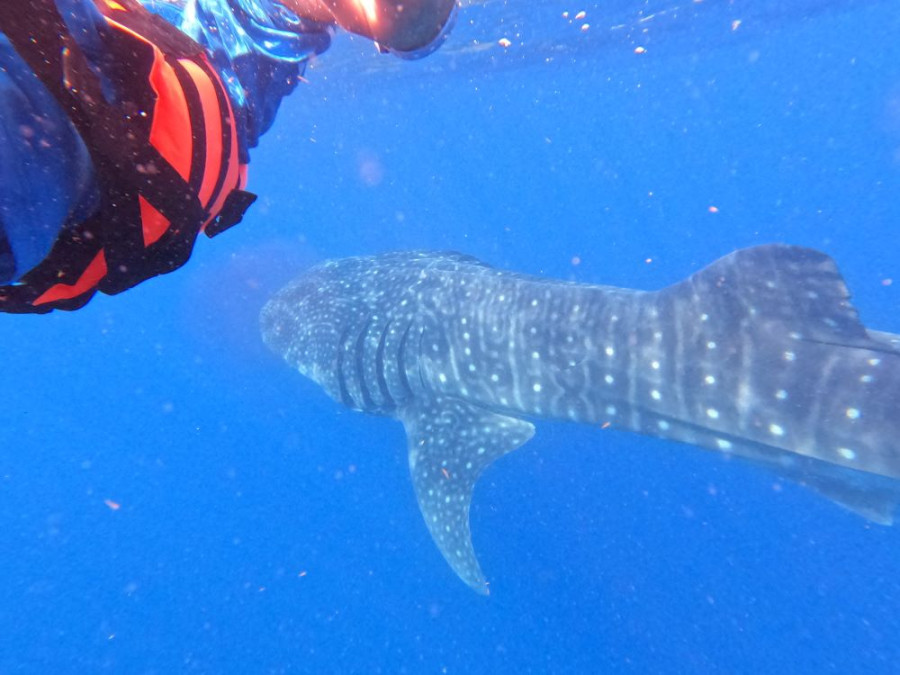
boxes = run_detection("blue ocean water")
[1,0,899,671]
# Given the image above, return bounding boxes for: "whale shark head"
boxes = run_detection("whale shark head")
[261,251,493,415]
[260,257,387,403]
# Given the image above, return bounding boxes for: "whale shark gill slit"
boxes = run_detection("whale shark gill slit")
[335,323,356,409]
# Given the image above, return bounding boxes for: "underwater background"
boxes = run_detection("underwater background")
[1,0,899,671]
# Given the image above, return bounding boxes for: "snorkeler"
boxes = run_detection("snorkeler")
[0,0,457,313]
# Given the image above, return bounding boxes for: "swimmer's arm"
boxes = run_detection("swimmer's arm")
[280,0,455,53]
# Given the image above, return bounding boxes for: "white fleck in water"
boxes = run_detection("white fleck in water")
[533,383,542,393]
[784,351,796,362]
[705,375,716,385]
[769,423,785,436]
[846,407,860,420]
[716,439,733,450]
[439,373,447,383]
[651,360,660,370]
[658,420,670,431]
[605,346,615,357]
[651,390,661,400]
[604,375,614,385]
[707,341,717,350]
[707,408,720,419]
[775,389,788,400]
[838,447,857,461]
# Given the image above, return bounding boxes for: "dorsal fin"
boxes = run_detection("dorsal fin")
[665,244,871,345]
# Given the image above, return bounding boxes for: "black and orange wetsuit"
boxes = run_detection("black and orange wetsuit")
[0,0,324,313]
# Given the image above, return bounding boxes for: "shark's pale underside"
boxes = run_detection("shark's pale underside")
[260,245,900,594]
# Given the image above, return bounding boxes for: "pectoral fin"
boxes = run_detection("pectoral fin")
[399,396,535,594]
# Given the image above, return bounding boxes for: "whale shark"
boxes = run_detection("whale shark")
[260,245,900,594]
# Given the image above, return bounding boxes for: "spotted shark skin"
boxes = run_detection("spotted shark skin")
[260,245,900,594]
